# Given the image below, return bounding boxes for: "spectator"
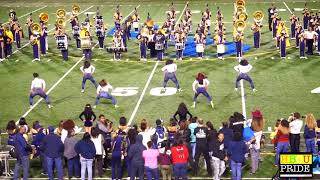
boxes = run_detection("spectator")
[219,122,233,151]
[274,119,290,166]
[54,120,64,136]
[207,121,218,151]
[304,113,317,154]
[171,139,189,180]
[40,126,64,180]
[91,127,104,177]
[158,141,172,180]
[128,134,146,180]
[270,119,281,152]
[289,112,303,152]
[228,132,247,180]
[173,102,192,122]
[249,110,265,174]
[79,104,97,133]
[111,129,127,180]
[18,117,30,141]
[126,126,137,177]
[6,120,17,146]
[211,132,227,180]
[167,118,178,144]
[143,141,160,180]
[229,112,244,139]
[13,125,31,180]
[64,129,80,179]
[31,123,47,175]
[188,117,198,160]
[139,119,155,148]
[316,120,320,152]
[153,119,167,148]
[193,119,212,176]
[75,132,96,180]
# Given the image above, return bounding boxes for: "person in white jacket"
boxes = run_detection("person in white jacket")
[94,79,118,108]
[234,59,256,92]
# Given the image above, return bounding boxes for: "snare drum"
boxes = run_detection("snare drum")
[81,37,91,49]
[133,21,139,29]
[196,44,204,53]
[217,44,225,53]
[155,43,164,50]
[56,35,68,50]
[175,43,184,50]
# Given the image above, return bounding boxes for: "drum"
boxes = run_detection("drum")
[81,37,91,49]
[175,43,184,50]
[133,21,139,29]
[56,35,67,50]
[196,44,204,53]
[155,43,164,50]
[217,44,225,53]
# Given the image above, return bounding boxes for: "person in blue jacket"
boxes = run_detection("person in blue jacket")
[128,134,146,180]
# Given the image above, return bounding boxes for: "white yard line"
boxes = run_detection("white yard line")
[11,5,94,56]
[283,2,293,14]
[19,5,139,120]
[3,5,48,25]
[240,80,247,119]
[128,2,189,125]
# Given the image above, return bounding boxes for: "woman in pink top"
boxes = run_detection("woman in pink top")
[142,141,160,180]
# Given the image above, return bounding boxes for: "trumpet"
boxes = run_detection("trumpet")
[39,12,49,23]
[72,4,80,15]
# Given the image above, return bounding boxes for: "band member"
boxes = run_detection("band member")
[80,29,92,60]
[54,28,69,61]
[161,60,181,92]
[234,30,244,58]
[30,33,40,61]
[279,30,288,59]
[114,5,122,29]
[70,15,79,28]
[305,26,318,55]
[96,23,106,49]
[192,72,214,108]
[4,27,13,58]
[137,33,147,61]
[175,31,185,60]
[251,22,262,49]
[234,59,256,92]
[295,22,303,48]
[94,79,118,109]
[112,31,124,61]
[290,14,297,39]
[26,13,33,39]
[194,31,205,59]
[39,24,48,56]
[73,25,81,49]
[132,8,140,31]
[9,9,17,21]
[80,61,98,92]
[0,24,5,61]
[303,8,310,30]
[271,13,279,39]
[153,30,166,61]
[298,33,307,59]
[268,4,276,31]
[316,24,320,54]
[214,30,225,60]
[29,73,51,108]
[276,22,290,48]
[13,24,22,49]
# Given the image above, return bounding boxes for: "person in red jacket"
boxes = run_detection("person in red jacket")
[274,119,290,166]
[171,139,189,180]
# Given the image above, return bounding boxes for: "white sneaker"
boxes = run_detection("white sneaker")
[253,89,257,92]
[115,105,119,108]
[161,88,166,93]
[93,105,97,108]
[48,104,52,109]
[234,88,238,91]
[191,103,196,108]
[81,89,85,93]
[29,105,33,109]
[178,88,182,92]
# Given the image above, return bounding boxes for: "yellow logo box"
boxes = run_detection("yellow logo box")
[280,154,312,165]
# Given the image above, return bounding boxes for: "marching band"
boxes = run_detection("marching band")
[0,1,318,64]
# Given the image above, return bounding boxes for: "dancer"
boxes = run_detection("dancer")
[161,60,181,92]
[80,61,98,93]
[79,104,96,133]
[29,73,51,108]
[94,79,118,108]
[234,59,256,92]
[192,73,214,108]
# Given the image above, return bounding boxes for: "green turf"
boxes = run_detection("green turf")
[0,0,320,178]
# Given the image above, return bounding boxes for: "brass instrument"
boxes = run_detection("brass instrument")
[72,4,80,15]
[238,11,248,21]
[235,19,246,32]
[236,0,245,7]
[140,26,149,37]
[39,12,49,23]
[31,23,41,35]
[236,5,246,14]
[56,18,66,27]
[253,11,264,23]
[145,18,154,28]
[56,9,66,18]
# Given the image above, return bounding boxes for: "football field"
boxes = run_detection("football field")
[0,0,320,177]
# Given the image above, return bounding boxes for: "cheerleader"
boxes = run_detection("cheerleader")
[29,73,51,108]
[0,25,5,61]
[161,60,181,92]
[192,73,214,108]
[39,24,48,56]
[234,59,256,92]
[234,30,244,59]
[30,33,40,61]
[279,30,288,59]
[290,14,297,39]
[80,61,98,92]
[298,33,307,59]
[94,79,118,109]
[251,22,262,49]
[13,24,22,49]
[137,33,147,61]
[194,31,205,60]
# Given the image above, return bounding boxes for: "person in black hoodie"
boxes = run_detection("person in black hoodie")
[193,119,212,176]
[128,134,146,180]
[210,132,227,180]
